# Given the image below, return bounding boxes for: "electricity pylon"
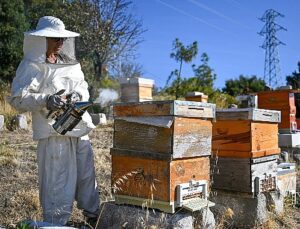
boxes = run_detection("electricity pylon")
[258,9,286,88]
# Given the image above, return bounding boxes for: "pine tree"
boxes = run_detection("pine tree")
[0,0,29,82]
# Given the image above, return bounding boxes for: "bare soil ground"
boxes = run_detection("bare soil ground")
[1,124,300,228]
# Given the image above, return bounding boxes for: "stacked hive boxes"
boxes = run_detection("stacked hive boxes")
[119,77,154,103]
[111,100,215,213]
[211,108,281,195]
[257,90,297,132]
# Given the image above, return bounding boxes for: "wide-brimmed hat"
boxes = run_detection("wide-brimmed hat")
[24,16,80,37]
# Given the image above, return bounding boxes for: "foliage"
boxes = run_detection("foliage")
[61,0,144,80]
[167,38,198,98]
[0,0,29,82]
[286,62,300,89]
[209,90,236,109]
[165,52,216,99]
[222,75,266,97]
[22,0,144,94]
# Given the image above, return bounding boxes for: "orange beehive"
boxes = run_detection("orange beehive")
[112,100,216,213]
[212,108,281,158]
[111,148,210,203]
[257,90,297,131]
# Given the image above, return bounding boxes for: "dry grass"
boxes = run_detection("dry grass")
[0,97,299,228]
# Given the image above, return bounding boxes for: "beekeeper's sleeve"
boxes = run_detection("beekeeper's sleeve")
[7,60,49,112]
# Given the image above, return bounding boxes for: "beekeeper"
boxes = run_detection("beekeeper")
[8,16,100,225]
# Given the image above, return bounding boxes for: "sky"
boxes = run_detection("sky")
[129,0,300,90]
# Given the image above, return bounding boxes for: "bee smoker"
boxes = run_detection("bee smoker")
[52,101,93,135]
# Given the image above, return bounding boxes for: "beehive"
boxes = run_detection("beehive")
[185,92,208,103]
[112,100,216,212]
[212,108,281,158]
[119,77,154,103]
[257,90,297,132]
[211,155,278,195]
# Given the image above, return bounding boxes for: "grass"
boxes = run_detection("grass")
[0,142,19,167]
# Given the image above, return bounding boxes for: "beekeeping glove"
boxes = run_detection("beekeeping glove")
[66,91,82,103]
[46,90,66,111]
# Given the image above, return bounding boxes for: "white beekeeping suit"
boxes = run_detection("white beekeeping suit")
[7,16,100,225]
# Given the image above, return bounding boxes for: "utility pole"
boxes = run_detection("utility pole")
[258,9,286,88]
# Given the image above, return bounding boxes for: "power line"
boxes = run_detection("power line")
[258,9,287,88]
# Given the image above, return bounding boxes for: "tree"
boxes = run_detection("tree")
[0,0,29,82]
[115,62,143,78]
[222,75,266,97]
[286,62,300,89]
[167,38,198,98]
[191,53,216,95]
[165,52,216,98]
[24,0,144,99]
[61,0,144,81]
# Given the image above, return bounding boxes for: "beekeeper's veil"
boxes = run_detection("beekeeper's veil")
[8,16,95,140]
[24,16,79,64]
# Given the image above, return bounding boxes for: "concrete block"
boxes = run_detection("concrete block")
[90,113,107,126]
[13,114,28,130]
[98,202,215,229]
[264,191,284,214]
[0,115,4,130]
[210,191,283,228]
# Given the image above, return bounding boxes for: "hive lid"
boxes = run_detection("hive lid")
[216,108,281,123]
[113,100,216,118]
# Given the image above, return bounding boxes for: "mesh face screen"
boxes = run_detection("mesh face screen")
[49,37,78,65]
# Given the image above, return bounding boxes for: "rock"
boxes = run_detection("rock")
[210,192,268,228]
[14,114,28,130]
[98,202,215,229]
[280,151,289,162]
[0,115,4,130]
[293,154,300,164]
[264,191,284,214]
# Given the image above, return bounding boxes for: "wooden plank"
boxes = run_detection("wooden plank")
[114,195,175,213]
[121,84,139,102]
[139,85,152,100]
[113,119,172,154]
[212,148,280,158]
[251,122,279,152]
[211,157,252,193]
[111,148,172,161]
[174,100,215,118]
[114,117,213,158]
[111,154,170,201]
[172,118,212,158]
[113,100,215,118]
[212,120,252,152]
[216,108,280,123]
[170,157,210,202]
[258,91,295,108]
[113,101,173,117]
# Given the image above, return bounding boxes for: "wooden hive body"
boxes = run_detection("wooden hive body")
[119,78,154,103]
[211,155,278,195]
[111,100,216,212]
[257,90,297,131]
[111,149,210,204]
[212,108,281,158]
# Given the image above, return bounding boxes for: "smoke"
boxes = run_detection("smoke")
[95,88,119,107]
